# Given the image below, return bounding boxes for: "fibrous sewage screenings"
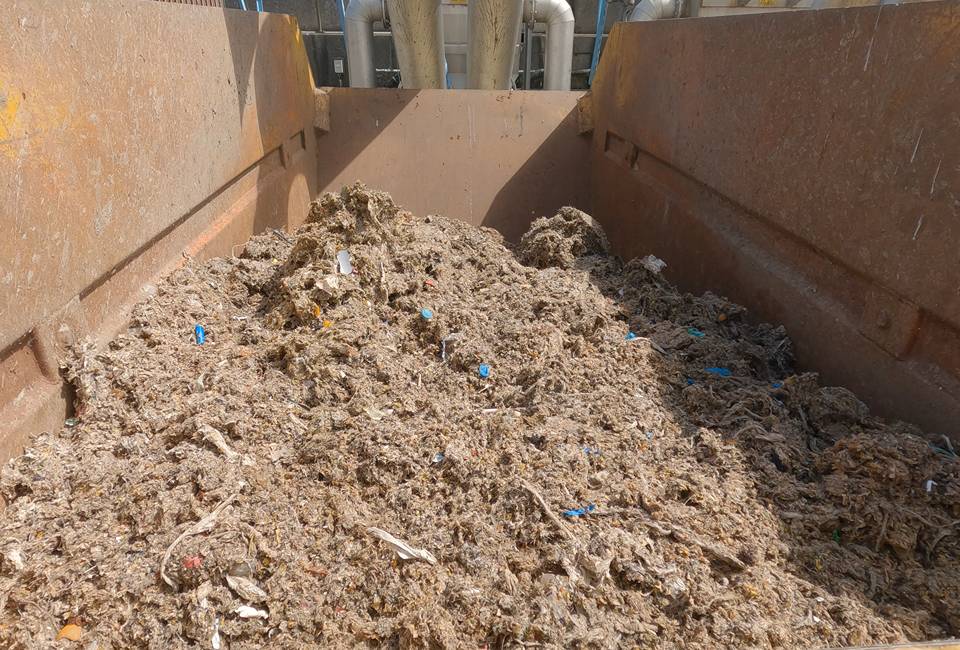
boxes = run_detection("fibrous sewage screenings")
[1,184,958,648]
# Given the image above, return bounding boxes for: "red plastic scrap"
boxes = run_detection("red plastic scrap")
[182,555,203,569]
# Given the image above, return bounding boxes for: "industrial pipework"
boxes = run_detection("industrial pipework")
[522,0,574,90]
[467,0,525,89]
[387,0,447,88]
[347,0,446,88]
[628,0,680,20]
[345,0,384,87]
[348,0,573,90]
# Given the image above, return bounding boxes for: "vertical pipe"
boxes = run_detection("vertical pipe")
[255,0,263,10]
[386,0,447,88]
[335,0,347,33]
[587,0,607,87]
[345,0,383,87]
[335,0,349,69]
[523,24,533,90]
[523,0,573,90]
[467,0,524,89]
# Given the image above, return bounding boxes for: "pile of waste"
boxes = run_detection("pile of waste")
[1,184,958,648]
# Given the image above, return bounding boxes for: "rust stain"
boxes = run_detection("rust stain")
[0,79,75,160]
[0,82,23,151]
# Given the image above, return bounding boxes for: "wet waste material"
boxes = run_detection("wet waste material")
[1,185,958,648]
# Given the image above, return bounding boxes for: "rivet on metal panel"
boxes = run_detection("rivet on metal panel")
[860,289,921,359]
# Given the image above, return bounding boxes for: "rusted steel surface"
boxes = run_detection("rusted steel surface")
[316,88,590,243]
[155,0,225,6]
[0,0,317,462]
[855,641,960,650]
[588,2,960,435]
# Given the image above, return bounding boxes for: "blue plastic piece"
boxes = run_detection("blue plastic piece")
[478,364,491,378]
[194,324,205,345]
[562,504,596,518]
[420,308,433,320]
[685,378,695,386]
[582,446,601,456]
[705,367,732,377]
[771,381,784,389]
[255,0,264,11]
[588,0,608,87]
[625,332,637,341]
[687,327,706,338]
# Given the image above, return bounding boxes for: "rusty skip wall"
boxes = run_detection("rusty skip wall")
[0,1,591,465]
[587,1,960,435]
[1,0,958,471]
[0,1,319,461]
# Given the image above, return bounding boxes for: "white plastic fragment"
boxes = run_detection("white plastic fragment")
[226,574,269,602]
[639,254,667,274]
[211,617,222,650]
[367,527,437,565]
[664,575,687,597]
[336,250,353,274]
[925,479,937,493]
[233,605,269,619]
[3,546,25,572]
[312,274,342,302]
[364,407,389,422]
[440,333,462,362]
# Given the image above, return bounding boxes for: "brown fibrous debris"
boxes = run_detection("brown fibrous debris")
[1,183,959,649]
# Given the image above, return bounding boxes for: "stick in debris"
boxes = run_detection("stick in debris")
[520,480,577,544]
[160,493,238,588]
[636,515,745,571]
[200,424,254,466]
[199,424,239,460]
[367,527,437,565]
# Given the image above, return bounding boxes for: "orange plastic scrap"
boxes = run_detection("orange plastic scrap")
[56,624,82,641]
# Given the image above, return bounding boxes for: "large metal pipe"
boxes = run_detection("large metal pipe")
[627,0,679,21]
[345,0,384,87]
[467,0,524,89]
[523,0,574,90]
[386,0,446,88]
